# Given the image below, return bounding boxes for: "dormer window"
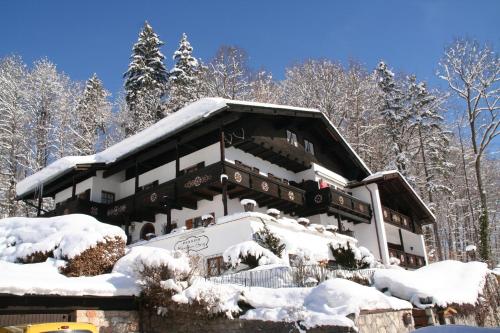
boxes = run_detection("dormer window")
[304,139,315,155]
[286,130,298,147]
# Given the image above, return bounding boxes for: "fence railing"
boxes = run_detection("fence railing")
[207,265,375,289]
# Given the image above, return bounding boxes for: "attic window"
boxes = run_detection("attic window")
[304,139,315,155]
[286,130,298,147]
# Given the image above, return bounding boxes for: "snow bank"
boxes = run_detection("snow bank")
[373,260,490,308]
[113,246,191,280]
[174,278,410,328]
[223,241,283,268]
[242,279,410,328]
[0,214,126,262]
[0,259,138,296]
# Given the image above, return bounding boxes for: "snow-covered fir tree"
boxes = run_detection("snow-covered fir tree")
[376,62,414,177]
[167,33,200,113]
[74,74,111,155]
[123,22,168,134]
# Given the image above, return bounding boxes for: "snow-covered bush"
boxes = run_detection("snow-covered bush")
[329,242,374,270]
[254,223,286,258]
[172,279,243,318]
[223,241,282,269]
[0,214,126,262]
[0,214,127,276]
[114,246,193,311]
[61,236,125,277]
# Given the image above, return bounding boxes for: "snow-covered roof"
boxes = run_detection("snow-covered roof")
[359,170,436,222]
[16,97,371,198]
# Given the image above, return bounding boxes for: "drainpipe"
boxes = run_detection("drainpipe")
[365,185,383,261]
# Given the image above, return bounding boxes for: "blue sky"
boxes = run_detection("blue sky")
[1,0,499,98]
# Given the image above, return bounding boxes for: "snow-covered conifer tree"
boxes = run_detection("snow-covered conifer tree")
[123,22,168,134]
[167,33,200,112]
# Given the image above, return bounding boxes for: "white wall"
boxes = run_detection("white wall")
[401,228,427,257]
[225,147,299,182]
[54,177,94,204]
[311,163,348,189]
[350,183,390,264]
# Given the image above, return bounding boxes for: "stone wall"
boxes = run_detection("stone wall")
[74,310,139,333]
[356,309,414,333]
[74,308,413,333]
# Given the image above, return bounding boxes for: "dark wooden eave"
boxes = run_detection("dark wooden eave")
[350,173,435,225]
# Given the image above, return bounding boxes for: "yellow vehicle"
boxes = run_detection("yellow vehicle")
[0,322,97,333]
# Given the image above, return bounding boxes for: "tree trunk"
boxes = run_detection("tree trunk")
[474,156,490,261]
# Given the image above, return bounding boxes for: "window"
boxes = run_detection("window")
[304,139,315,155]
[101,191,115,204]
[207,256,225,276]
[286,130,298,147]
[186,212,215,230]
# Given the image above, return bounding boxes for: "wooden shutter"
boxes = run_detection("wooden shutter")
[185,219,193,230]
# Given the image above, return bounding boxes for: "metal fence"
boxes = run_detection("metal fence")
[207,265,375,288]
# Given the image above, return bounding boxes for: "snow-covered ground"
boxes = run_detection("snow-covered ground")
[0,214,125,262]
[414,326,500,332]
[172,277,411,329]
[373,260,490,308]
[0,258,138,296]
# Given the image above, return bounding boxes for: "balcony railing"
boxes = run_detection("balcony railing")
[51,197,108,220]
[388,248,426,268]
[305,187,371,224]
[103,161,307,222]
[382,206,413,231]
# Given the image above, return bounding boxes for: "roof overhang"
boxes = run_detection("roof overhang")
[350,171,436,224]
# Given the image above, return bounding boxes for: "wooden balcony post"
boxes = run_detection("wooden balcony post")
[36,194,43,217]
[220,127,228,216]
[71,175,76,200]
[124,215,131,245]
[166,203,172,234]
[134,159,139,193]
[398,228,409,269]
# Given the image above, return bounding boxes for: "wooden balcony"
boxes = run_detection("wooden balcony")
[388,248,426,269]
[382,206,414,231]
[304,186,371,224]
[103,161,307,223]
[51,198,108,220]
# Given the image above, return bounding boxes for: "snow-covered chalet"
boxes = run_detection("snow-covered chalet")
[16,98,434,270]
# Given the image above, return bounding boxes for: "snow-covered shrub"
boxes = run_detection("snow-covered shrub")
[329,242,371,270]
[223,241,282,269]
[0,214,126,264]
[61,236,125,277]
[254,223,286,258]
[114,246,193,312]
[172,279,243,318]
